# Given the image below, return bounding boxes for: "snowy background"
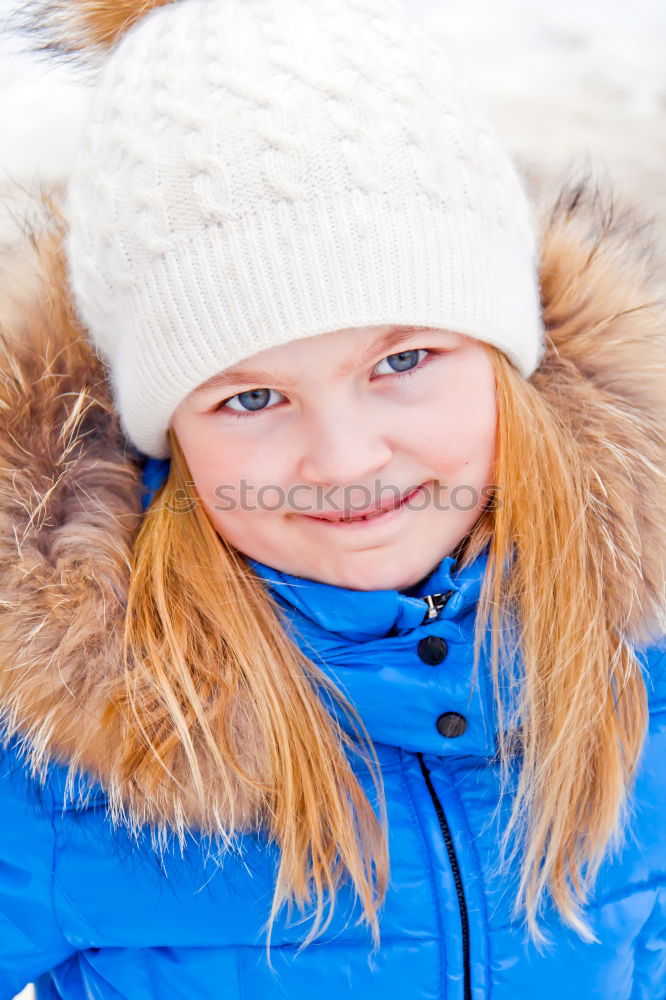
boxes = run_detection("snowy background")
[1,0,665,997]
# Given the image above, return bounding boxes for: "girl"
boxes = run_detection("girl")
[1,0,665,997]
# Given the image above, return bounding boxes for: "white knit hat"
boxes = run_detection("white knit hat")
[65,0,545,459]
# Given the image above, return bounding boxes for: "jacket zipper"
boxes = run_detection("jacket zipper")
[417,752,472,1000]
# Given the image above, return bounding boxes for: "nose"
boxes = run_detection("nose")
[297,399,393,486]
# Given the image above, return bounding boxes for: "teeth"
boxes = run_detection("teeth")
[339,509,384,522]
[314,503,402,522]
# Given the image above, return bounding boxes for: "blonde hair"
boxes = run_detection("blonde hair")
[121,427,390,966]
[123,342,648,960]
[463,347,648,945]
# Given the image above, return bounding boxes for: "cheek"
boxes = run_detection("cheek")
[178,424,279,498]
[418,357,496,479]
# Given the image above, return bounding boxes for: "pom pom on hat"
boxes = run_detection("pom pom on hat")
[21,0,177,58]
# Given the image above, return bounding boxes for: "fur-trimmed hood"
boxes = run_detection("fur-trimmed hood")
[0,175,665,839]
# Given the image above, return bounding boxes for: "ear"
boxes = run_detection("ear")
[20,0,178,60]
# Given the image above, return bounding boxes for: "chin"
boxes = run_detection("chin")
[293,557,381,592]
[310,554,431,594]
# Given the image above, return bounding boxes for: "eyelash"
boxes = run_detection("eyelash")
[213,348,436,420]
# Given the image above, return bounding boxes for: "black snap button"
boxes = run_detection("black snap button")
[436,712,467,738]
[417,636,448,665]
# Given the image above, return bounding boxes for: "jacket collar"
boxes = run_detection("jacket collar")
[246,550,487,642]
[247,547,497,760]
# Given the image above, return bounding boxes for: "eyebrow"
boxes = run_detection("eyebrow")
[190,325,437,399]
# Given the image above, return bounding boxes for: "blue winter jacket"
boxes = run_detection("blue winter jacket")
[1,181,666,1000]
[0,450,664,999]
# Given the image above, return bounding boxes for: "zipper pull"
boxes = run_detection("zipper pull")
[421,591,454,624]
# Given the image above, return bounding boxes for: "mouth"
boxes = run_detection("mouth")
[304,482,428,525]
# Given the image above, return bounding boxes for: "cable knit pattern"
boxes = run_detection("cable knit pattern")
[64,0,545,457]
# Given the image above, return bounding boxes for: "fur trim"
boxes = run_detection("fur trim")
[534,178,666,642]
[0,174,664,838]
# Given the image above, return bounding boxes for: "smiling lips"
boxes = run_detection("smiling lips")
[306,483,426,522]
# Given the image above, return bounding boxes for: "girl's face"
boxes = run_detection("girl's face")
[170,325,497,591]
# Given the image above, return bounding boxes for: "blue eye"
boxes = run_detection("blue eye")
[373,349,428,376]
[219,387,285,414]
[215,347,432,418]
